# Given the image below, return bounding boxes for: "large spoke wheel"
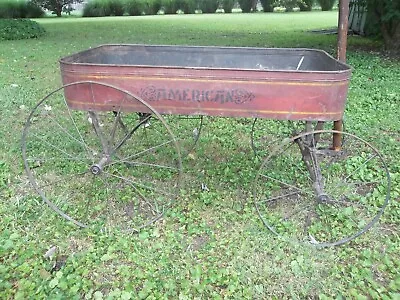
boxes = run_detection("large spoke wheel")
[22,81,182,232]
[253,130,390,247]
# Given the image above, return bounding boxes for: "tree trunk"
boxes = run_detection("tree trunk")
[369,0,400,54]
[251,0,257,11]
[56,3,62,16]
[382,22,400,53]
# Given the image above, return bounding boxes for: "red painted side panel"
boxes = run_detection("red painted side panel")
[60,45,351,121]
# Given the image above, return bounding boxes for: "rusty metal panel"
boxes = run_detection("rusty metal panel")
[60,44,351,121]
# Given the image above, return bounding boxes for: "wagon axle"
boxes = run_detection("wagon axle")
[90,156,109,175]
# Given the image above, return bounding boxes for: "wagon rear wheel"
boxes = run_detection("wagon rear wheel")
[253,130,390,247]
[22,81,182,232]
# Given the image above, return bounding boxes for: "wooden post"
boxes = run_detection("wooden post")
[333,0,350,150]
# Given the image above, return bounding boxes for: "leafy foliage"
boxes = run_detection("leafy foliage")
[108,0,124,15]
[83,0,125,16]
[238,0,252,13]
[82,0,108,16]
[83,0,196,15]
[316,0,335,11]
[365,0,400,52]
[161,0,177,13]
[33,0,83,16]
[222,0,234,13]
[298,0,313,11]
[174,0,196,14]
[274,0,298,12]
[0,0,44,18]
[0,18,45,40]
[260,0,274,12]
[197,0,219,13]
[124,0,144,15]
[142,0,162,14]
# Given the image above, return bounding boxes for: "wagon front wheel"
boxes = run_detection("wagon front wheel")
[22,81,182,232]
[253,130,390,247]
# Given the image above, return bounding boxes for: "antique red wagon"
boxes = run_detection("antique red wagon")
[22,3,390,247]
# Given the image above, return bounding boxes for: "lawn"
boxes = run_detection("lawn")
[0,12,399,298]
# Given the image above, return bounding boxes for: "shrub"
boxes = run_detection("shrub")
[238,0,252,12]
[124,0,143,15]
[34,0,83,17]
[0,19,45,40]
[161,0,177,13]
[108,0,124,15]
[260,0,273,12]
[316,0,335,11]
[222,0,234,13]
[142,0,162,14]
[198,0,219,13]
[298,0,313,11]
[275,0,297,12]
[83,0,107,16]
[83,0,124,16]
[26,1,45,17]
[0,0,44,18]
[175,0,195,13]
[0,1,24,18]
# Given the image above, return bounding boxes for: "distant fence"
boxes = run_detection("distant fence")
[348,0,367,35]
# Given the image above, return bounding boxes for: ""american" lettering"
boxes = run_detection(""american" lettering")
[140,86,255,105]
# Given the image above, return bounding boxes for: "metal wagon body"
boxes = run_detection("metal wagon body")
[60,44,351,121]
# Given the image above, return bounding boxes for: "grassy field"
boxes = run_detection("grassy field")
[0,12,399,298]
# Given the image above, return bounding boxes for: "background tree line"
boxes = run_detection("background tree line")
[0,0,398,52]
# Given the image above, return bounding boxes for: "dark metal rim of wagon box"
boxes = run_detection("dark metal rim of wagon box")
[59,44,351,74]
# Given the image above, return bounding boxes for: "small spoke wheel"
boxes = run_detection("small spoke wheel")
[253,130,390,247]
[22,81,182,232]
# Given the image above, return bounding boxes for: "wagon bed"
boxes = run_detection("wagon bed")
[60,44,351,121]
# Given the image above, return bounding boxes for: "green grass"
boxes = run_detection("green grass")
[0,12,400,298]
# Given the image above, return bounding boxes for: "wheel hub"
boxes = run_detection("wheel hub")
[90,164,102,175]
[317,194,330,203]
[90,156,109,175]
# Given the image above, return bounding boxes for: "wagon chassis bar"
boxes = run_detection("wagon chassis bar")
[88,110,152,175]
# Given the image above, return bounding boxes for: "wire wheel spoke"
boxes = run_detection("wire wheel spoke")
[253,130,390,247]
[22,81,182,232]
[159,115,204,159]
[106,170,161,213]
[112,139,175,162]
